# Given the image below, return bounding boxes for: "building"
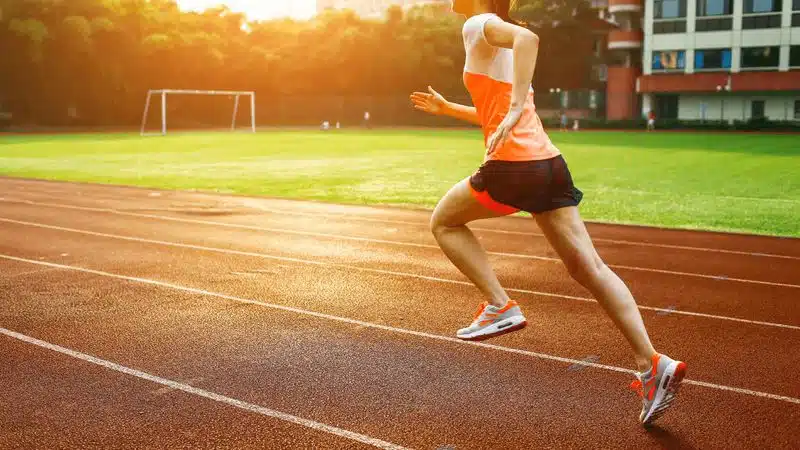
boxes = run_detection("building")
[603,0,800,121]
[317,0,448,18]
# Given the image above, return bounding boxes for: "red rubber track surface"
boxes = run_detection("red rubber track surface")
[1,178,798,449]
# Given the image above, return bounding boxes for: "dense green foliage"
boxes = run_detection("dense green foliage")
[0,0,603,127]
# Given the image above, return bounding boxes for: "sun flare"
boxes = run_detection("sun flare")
[176,0,317,20]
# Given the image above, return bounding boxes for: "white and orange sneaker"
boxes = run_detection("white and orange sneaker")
[456,300,527,341]
[630,353,688,425]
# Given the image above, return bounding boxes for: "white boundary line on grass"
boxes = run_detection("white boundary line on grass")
[1,196,798,262]
[1,254,798,405]
[1,198,799,287]
[0,217,798,331]
[0,326,411,450]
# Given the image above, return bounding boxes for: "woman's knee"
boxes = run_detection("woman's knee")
[564,254,606,287]
[430,209,456,237]
[430,183,468,234]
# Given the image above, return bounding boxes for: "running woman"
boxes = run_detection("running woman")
[409,0,686,425]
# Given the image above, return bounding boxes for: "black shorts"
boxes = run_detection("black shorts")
[468,155,583,215]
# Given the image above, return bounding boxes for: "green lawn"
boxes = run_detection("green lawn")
[0,129,798,237]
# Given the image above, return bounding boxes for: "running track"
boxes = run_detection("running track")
[1,177,798,449]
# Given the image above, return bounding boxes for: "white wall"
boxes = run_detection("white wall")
[676,94,800,121]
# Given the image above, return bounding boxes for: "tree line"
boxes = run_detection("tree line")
[0,0,606,127]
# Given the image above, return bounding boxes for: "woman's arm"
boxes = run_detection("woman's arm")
[442,101,481,126]
[410,86,481,126]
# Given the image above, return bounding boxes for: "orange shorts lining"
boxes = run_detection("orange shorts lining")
[469,183,520,216]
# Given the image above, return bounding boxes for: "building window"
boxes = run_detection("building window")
[793,0,800,25]
[696,17,734,30]
[695,48,732,69]
[751,100,766,119]
[697,0,733,15]
[655,0,687,18]
[742,14,783,28]
[791,46,800,66]
[593,64,608,82]
[652,50,686,71]
[654,21,688,33]
[795,100,800,120]
[696,0,733,29]
[744,0,782,13]
[741,46,780,68]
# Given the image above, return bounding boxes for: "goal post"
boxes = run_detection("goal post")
[140,89,256,136]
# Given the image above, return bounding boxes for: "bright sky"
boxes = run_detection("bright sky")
[177,0,317,20]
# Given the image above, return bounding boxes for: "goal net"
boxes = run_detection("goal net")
[140,89,256,136]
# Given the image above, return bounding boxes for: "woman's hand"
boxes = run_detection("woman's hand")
[486,107,523,157]
[410,86,448,116]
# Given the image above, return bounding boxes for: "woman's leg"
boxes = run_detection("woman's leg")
[430,177,512,307]
[534,206,656,372]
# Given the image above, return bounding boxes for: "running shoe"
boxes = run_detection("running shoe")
[456,300,527,341]
[630,353,688,425]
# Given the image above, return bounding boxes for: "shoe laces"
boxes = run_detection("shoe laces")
[472,302,489,321]
[630,379,644,398]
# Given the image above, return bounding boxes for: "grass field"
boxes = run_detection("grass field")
[0,129,798,237]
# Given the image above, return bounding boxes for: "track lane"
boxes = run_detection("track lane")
[1,222,798,399]
[1,262,798,449]
[0,335,377,450]
[3,195,799,287]
[1,202,797,328]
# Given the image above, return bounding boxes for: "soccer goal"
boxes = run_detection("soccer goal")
[140,89,256,136]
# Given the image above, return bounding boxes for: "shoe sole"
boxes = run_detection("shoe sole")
[457,316,527,341]
[642,361,688,426]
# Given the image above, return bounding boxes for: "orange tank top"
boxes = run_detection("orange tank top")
[462,13,560,162]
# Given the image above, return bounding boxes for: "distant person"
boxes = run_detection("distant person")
[572,119,580,131]
[363,111,371,129]
[409,0,685,426]
[647,110,656,131]
[560,111,568,131]
[321,120,330,131]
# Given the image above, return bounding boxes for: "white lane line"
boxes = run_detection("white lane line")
[237,199,800,261]
[1,217,798,331]
[2,199,799,287]
[0,327,411,450]
[2,197,798,262]
[683,380,800,404]
[1,254,798,406]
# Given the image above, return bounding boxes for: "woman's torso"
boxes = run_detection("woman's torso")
[462,13,560,162]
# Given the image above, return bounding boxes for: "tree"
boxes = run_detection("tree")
[0,0,604,127]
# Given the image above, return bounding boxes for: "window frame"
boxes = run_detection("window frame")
[790,45,800,67]
[695,48,733,70]
[651,49,687,72]
[654,0,687,19]
[740,46,781,69]
[697,0,733,16]
[744,0,783,14]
